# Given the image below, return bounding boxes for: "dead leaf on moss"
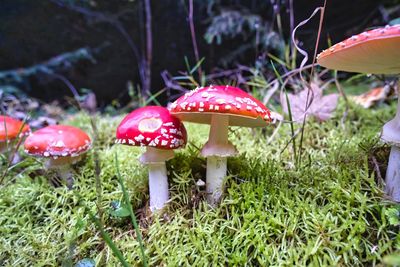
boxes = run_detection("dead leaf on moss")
[281,82,339,123]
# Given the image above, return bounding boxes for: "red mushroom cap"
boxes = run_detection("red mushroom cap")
[24,125,91,158]
[169,85,271,127]
[317,24,400,74]
[0,115,30,142]
[115,106,187,149]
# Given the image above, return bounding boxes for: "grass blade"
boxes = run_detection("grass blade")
[81,200,130,267]
[115,153,148,267]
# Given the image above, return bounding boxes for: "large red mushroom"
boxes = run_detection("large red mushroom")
[116,106,187,211]
[169,85,271,205]
[24,125,91,188]
[317,24,400,201]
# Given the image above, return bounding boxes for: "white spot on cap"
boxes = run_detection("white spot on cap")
[54,140,65,147]
[134,134,145,142]
[148,140,156,146]
[235,97,244,103]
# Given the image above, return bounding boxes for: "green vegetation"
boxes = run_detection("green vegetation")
[1,98,399,266]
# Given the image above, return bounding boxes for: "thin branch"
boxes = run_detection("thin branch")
[143,0,153,98]
[188,0,202,79]
[54,73,104,223]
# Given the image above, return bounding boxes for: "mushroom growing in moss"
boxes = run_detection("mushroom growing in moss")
[0,115,30,153]
[116,106,187,211]
[169,85,271,205]
[24,125,91,188]
[317,24,400,201]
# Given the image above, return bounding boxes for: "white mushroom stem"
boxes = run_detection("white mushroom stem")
[383,85,400,201]
[201,114,237,205]
[148,163,169,211]
[206,156,227,204]
[140,147,174,212]
[46,157,80,189]
[385,146,400,201]
[57,165,74,189]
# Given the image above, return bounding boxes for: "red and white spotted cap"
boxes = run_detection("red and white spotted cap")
[317,24,400,74]
[115,106,187,150]
[0,115,30,142]
[169,85,271,127]
[24,125,91,159]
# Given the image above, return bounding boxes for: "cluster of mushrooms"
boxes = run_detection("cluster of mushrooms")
[1,24,400,212]
[115,85,272,211]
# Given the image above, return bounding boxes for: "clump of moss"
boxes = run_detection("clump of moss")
[0,100,399,266]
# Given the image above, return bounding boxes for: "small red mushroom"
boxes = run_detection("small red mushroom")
[317,24,400,201]
[169,85,271,205]
[116,106,187,211]
[24,125,91,188]
[0,115,30,153]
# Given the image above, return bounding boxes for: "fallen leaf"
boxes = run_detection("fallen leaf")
[281,83,339,123]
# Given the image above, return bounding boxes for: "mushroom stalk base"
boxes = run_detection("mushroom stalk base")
[202,115,236,205]
[383,82,400,202]
[57,166,74,190]
[45,159,74,189]
[206,156,227,205]
[148,163,169,211]
[385,146,400,201]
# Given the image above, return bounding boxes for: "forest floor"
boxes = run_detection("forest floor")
[1,97,400,266]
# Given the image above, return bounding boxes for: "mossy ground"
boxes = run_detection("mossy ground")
[1,99,399,266]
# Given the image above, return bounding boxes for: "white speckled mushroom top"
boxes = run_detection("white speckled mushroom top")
[169,85,272,127]
[115,106,187,149]
[0,115,30,142]
[24,125,91,158]
[317,24,400,74]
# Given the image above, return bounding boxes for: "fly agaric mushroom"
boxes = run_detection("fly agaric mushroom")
[169,85,271,204]
[317,24,400,201]
[0,115,30,153]
[24,125,91,188]
[115,106,187,211]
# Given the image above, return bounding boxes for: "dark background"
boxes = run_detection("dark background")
[0,0,399,106]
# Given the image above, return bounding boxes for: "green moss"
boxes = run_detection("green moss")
[0,100,399,266]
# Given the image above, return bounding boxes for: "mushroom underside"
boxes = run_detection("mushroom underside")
[174,112,268,127]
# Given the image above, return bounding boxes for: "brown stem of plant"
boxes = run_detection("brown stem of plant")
[55,73,104,223]
[188,0,202,80]
[144,0,153,99]
[371,156,384,187]
[293,0,327,167]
